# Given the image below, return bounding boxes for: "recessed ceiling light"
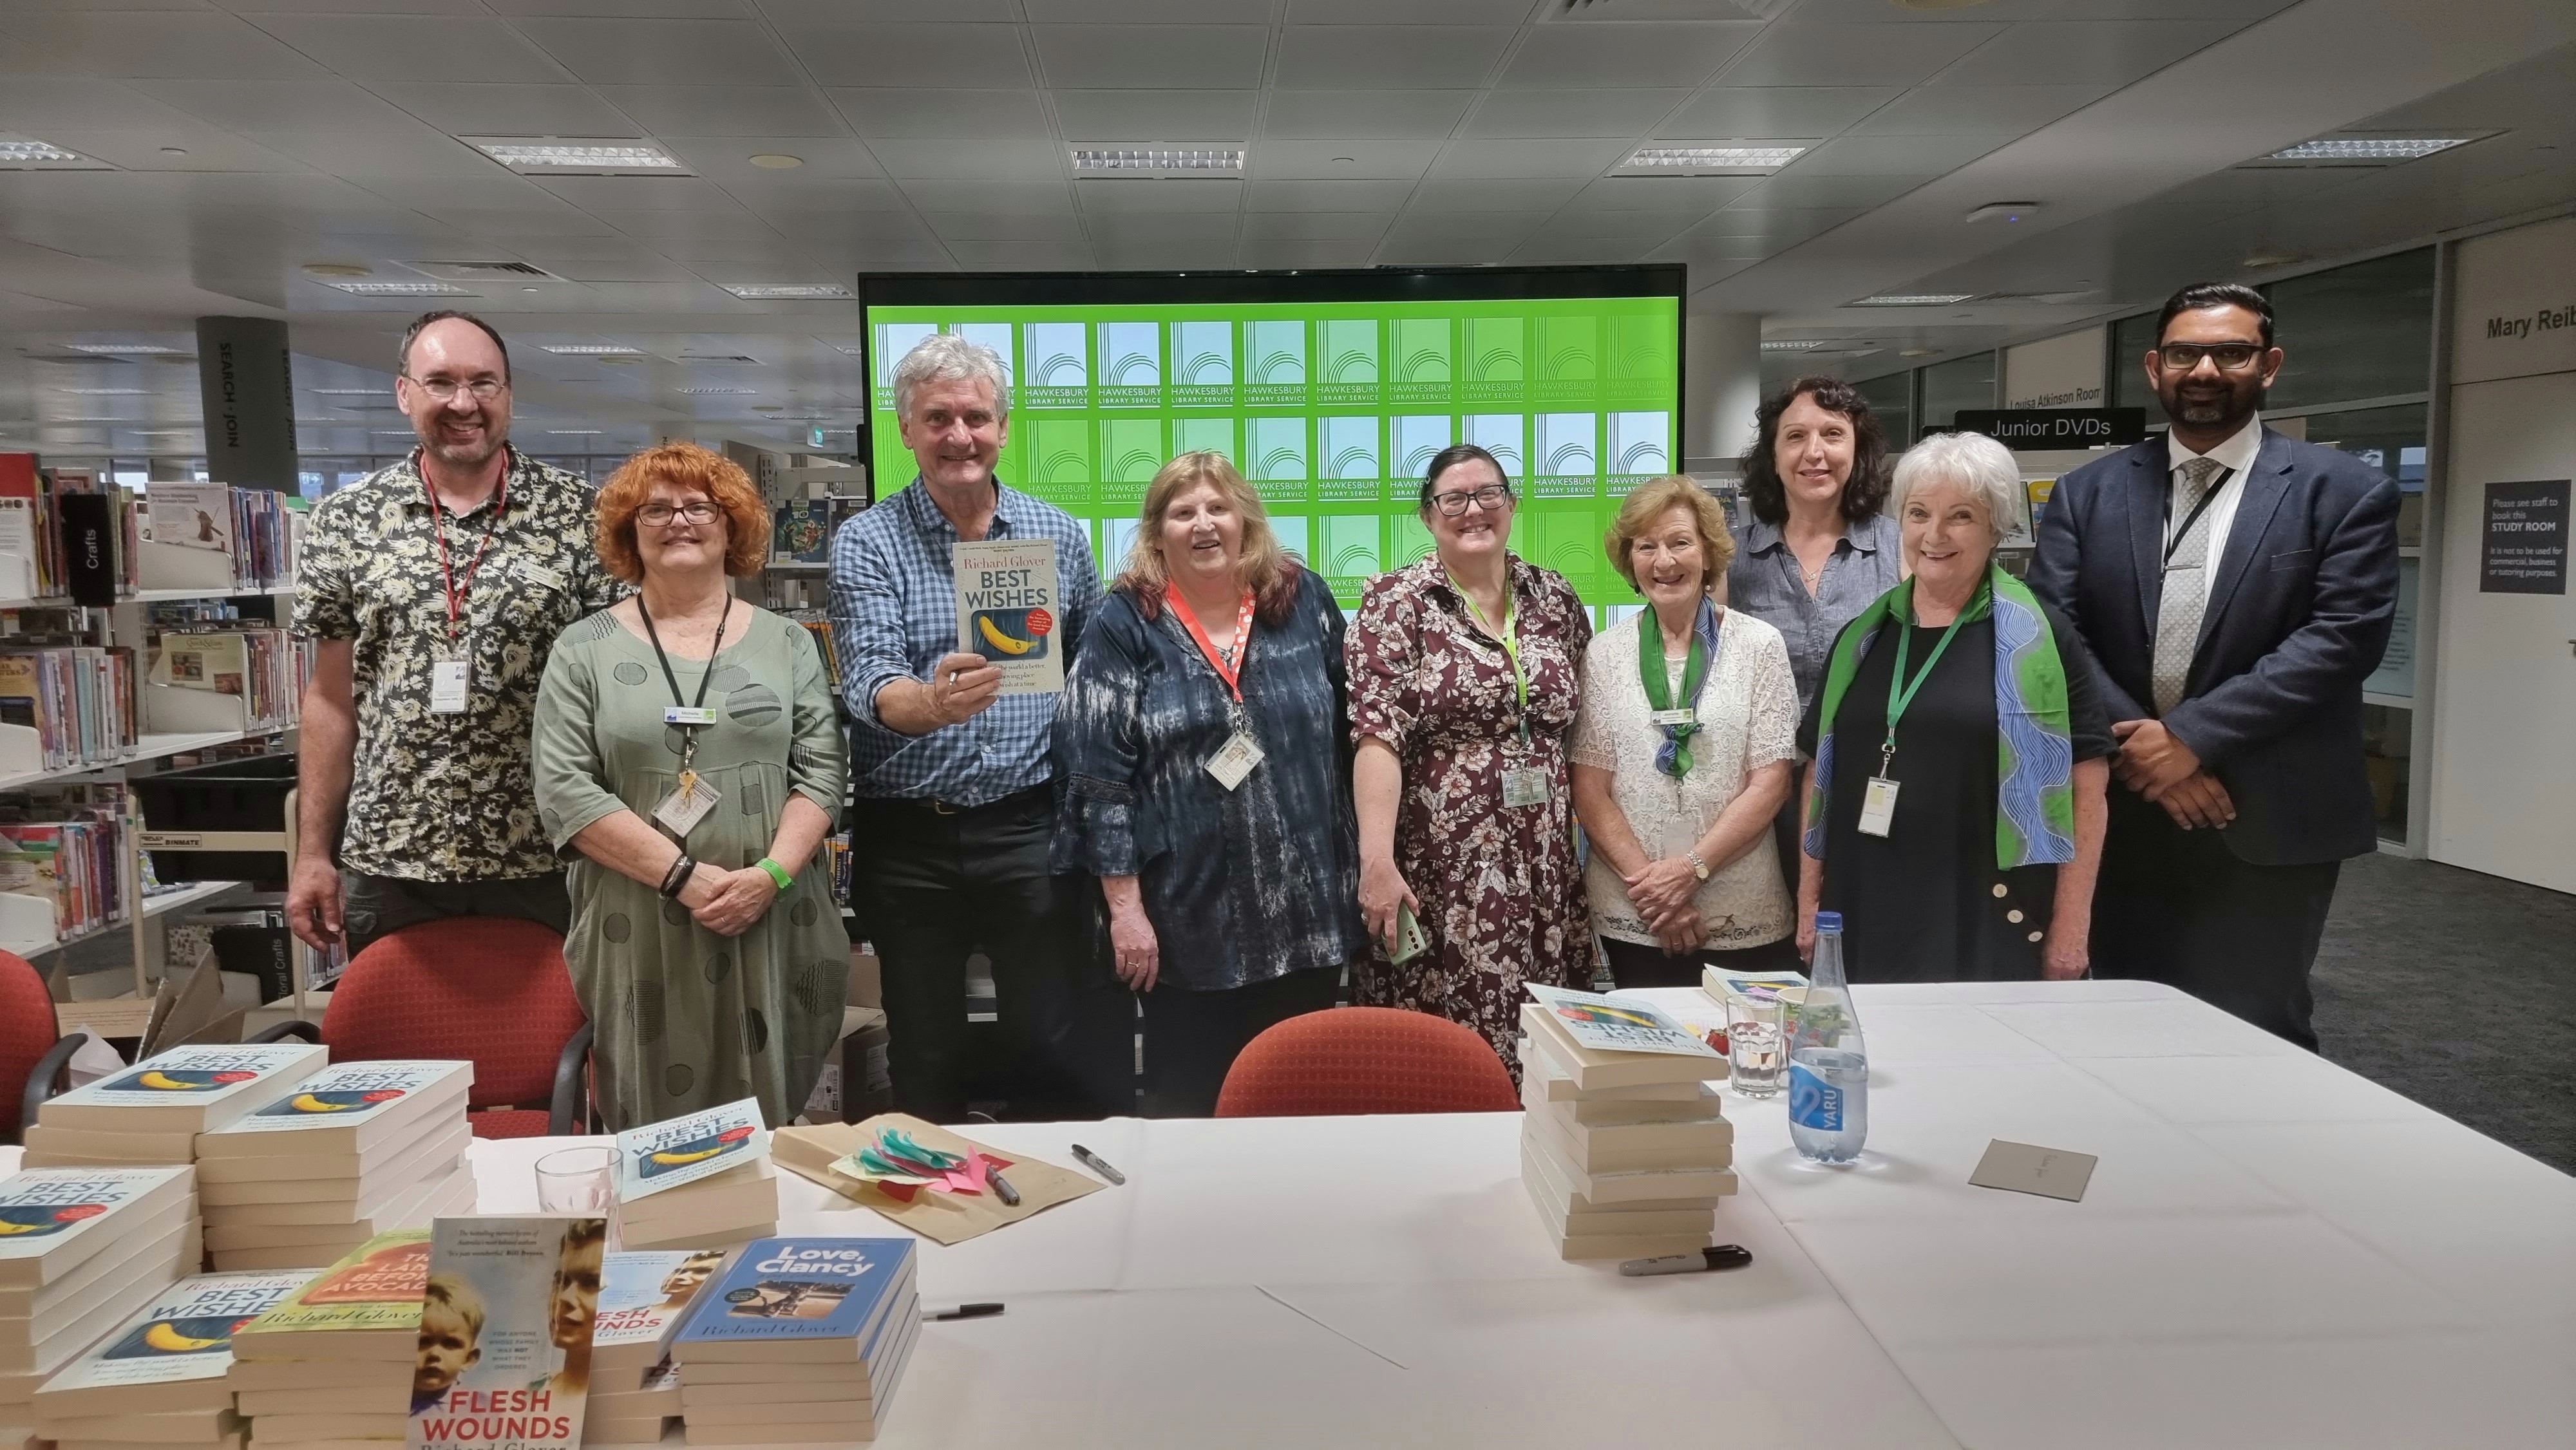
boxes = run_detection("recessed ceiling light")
[0,135,109,170]
[1071,146,1244,176]
[1616,143,1807,174]
[307,388,384,395]
[547,429,603,435]
[322,280,472,296]
[540,343,650,355]
[1761,340,1826,352]
[1850,293,1976,306]
[464,137,688,176]
[1901,348,1938,358]
[748,153,803,170]
[58,388,152,395]
[2265,136,2470,162]
[719,283,851,301]
[301,262,374,279]
[678,386,755,396]
[2241,250,2308,269]
[63,343,188,355]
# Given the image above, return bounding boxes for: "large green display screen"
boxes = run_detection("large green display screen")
[862,268,1683,608]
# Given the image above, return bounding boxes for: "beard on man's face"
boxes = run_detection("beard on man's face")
[2159,372,2262,430]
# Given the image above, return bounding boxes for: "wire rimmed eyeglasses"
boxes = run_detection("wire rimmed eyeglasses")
[405,375,508,401]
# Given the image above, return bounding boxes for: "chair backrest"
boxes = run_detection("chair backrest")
[321,918,584,1116]
[0,950,57,1140]
[1215,1006,1521,1117]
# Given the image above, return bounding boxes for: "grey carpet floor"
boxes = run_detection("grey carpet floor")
[2313,852,2576,1174]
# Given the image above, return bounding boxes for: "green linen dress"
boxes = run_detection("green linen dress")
[533,604,849,1131]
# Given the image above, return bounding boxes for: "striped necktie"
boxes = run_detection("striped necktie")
[2152,456,2227,713]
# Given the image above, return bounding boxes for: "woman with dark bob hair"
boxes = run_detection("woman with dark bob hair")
[533,442,848,1129]
[1727,377,1906,894]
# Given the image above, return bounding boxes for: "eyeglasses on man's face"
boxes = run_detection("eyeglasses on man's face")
[638,502,720,527]
[1430,484,1513,516]
[407,375,508,402]
[2154,343,2264,373]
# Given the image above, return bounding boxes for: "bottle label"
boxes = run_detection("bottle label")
[1788,1060,1842,1131]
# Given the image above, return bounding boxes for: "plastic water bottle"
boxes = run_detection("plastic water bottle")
[1788,910,1869,1163]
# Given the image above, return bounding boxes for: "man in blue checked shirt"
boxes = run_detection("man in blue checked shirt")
[829,332,1112,1122]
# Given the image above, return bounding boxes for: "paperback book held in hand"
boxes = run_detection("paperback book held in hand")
[406,1217,606,1450]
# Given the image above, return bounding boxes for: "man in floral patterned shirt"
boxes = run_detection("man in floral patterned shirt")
[287,312,625,956]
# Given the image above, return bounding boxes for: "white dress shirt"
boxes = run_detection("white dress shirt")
[2164,413,2263,573]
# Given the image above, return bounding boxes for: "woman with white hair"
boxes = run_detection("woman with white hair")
[1795,431,2113,983]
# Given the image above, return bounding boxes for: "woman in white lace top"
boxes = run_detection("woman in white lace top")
[1571,476,1803,988]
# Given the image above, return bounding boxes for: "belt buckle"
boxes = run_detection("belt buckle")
[930,798,958,816]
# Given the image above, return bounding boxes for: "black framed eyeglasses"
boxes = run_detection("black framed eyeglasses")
[2155,343,2264,373]
[1430,484,1513,516]
[638,502,719,526]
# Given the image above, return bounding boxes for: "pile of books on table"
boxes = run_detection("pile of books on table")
[673,1238,919,1445]
[194,1061,475,1271]
[583,1250,728,1445]
[225,1230,428,1450]
[0,1166,201,1434]
[32,1269,314,1450]
[1517,985,1736,1262]
[23,1042,327,1169]
[612,1100,778,1256]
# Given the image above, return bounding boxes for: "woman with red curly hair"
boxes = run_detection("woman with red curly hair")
[532,442,849,1130]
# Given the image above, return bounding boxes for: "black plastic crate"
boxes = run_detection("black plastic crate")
[133,753,295,884]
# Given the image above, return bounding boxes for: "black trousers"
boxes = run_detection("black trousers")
[341,870,570,959]
[848,787,1112,1124]
[2090,792,2342,1051]
[1599,934,1803,990]
[1140,966,1340,1118]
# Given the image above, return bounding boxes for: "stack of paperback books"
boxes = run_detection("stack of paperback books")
[612,1100,777,1255]
[1517,985,1736,1262]
[193,1061,476,1272]
[32,1269,314,1450]
[582,1250,726,1445]
[225,1230,428,1450]
[672,1239,919,1445]
[0,1166,201,1431]
[22,1042,327,1169]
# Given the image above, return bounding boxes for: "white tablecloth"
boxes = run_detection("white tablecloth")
[19,982,2570,1448]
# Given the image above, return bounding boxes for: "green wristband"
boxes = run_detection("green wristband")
[755,857,793,890]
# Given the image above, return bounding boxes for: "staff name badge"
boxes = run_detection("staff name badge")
[653,776,721,837]
[430,659,471,714]
[1204,731,1265,791]
[1651,708,1696,728]
[516,558,566,591]
[663,706,718,726]
[1859,776,1900,838]
[1501,766,1550,809]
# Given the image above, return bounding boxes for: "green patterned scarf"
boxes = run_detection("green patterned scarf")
[1803,565,2076,868]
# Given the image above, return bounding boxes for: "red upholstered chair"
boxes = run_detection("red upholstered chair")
[3,949,80,1145]
[1215,1006,1521,1118]
[254,918,592,1138]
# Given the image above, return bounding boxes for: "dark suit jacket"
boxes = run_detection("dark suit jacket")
[2028,427,2400,866]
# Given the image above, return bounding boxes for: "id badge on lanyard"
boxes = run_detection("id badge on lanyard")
[1864,587,1978,839]
[638,596,734,841]
[1168,587,1265,793]
[430,657,472,715]
[426,466,504,715]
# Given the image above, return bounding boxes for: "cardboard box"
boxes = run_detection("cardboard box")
[847,946,882,1010]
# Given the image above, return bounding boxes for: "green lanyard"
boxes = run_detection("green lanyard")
[1879,580,1983,778]
[1448,569,1528,744]
[1636,607,1709,779]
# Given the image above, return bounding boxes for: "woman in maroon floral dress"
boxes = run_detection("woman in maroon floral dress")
[1347,444,1593,1073]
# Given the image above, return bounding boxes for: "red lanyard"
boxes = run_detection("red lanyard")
[1165,585,1256,703]
[420,453,507,640]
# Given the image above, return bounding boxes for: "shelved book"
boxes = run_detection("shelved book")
[581,1251,725,1446]
[670,1239,919,1445]
[146,628,307,732]
[194,1062,475,1272]
[611,1100,777,1255]
[32,1269,316,1450]
[26,1042,327,1167]
[228,1230,429,1450]
[768,503,829,565]
[1515,986,1734,1262]
[0,645,138,771]
[0,789,131,948]
[0,1166,200,1424]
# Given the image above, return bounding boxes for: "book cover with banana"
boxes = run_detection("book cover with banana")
[613,1097,770,1205]
[42,1270,316,1391]
[952,537,1065,695]
[0,1165,193,1283]
[40,1042,326,1131]
[207,1062,472,1145]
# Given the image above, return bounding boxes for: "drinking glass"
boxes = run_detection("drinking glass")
[535,1145,616,1214]
[1725,994,1786,1097]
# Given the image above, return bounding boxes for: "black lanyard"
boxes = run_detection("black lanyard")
[2163,465,2232,567]
[636,596,732,777]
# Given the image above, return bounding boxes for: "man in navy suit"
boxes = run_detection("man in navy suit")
[2029,283,2399,1049]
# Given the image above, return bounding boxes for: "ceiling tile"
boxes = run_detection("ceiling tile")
[1658,86,1899,138]
[1050,89,1258,142]
[1285,0,1530,21]
[1510,237,1651,265]
[1681,205,1860,240]
[1570,175,1759,212]
[1716,23,2003,88]
[589,207,777,241]
[130,78,428,134]
[1498,23,1760,90]
[1745,172,1927,209]
[1274,28,1516,89]
[925,211,1086,243]
[867,139,1064,182]
[370,82,637,137]
[1412,176,1584,211]
[764,209,936,245]
[0,77,205,133]
[1022,0,1273,18]
[240,127,497,177]
[663,138,883,183]
[1094,240,1235,270]
[893,180,1072,213]
[591,85,842,138]
[1848,82,2109,137]
[1250,139,1439,180]
[1075,178,1242,213]
[731,177,914,212]
[350,174,557,211]
[417,205,621,238]
[0,12,326,79]
[1939,21,2240,89]
[1464,89,1688,139]
[1427,137,1630,178]
[1262,90,1475,141]
[829,89,1052,141]
[1244,178,1414,210]
[1235,236,1381,268]
[1084,212,1236,245]
[1792,134,2000,176]
[513,17,800,85]
[1381,210,1546,244]
[536,176,743,211]
[1374,234,1520,267]
[239,15,567,83]
[945,240,1093,269]
[570,280,744,307]
[777,25,1033,88]
[1237,211,1392,240]
[486,1,762,14]
[1524,211,1694,245]
[35,125,310,174]
[1030,25,1269,89]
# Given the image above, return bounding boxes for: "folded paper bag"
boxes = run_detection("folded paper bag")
[773,1113,1103,1245]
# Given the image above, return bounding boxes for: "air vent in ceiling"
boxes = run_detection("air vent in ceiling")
[400,259,560,281]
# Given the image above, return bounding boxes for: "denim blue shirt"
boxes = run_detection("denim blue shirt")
[828,477,1101,805]
[1051,569,1364,991]
[1728,511,1904,709]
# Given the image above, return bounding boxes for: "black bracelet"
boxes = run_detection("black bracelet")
[659,854,697,899]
